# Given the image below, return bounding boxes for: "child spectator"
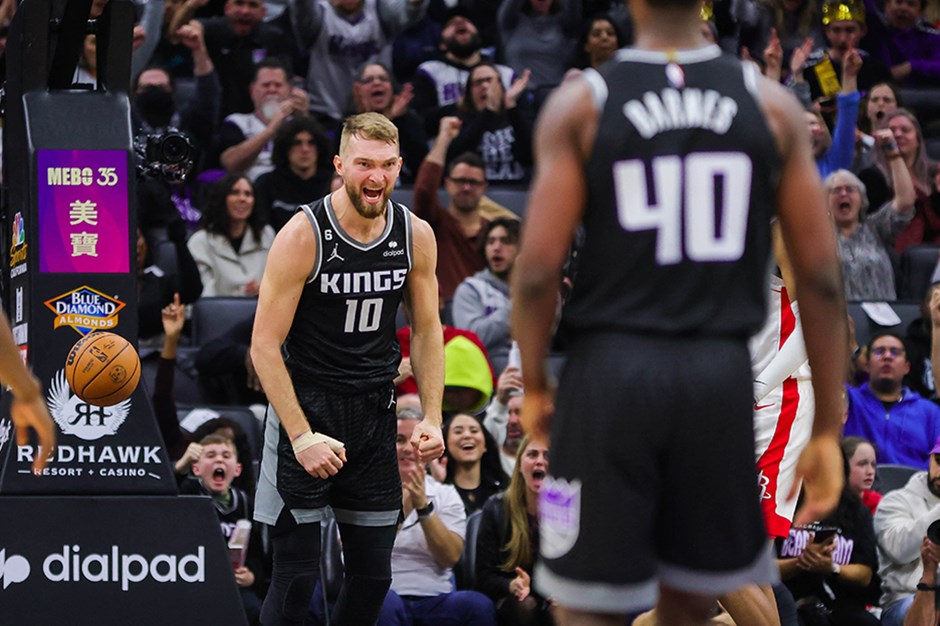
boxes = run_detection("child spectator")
[180,434,267,624]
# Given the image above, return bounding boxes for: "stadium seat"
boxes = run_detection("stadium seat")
[390,185,530,218]
[898,244,940,302]
[190,296,258,347]
[875,463,920,494]
[485,187,529,217]
[456,510,483,591]
[176,404,263,462]
[139,346,205,407]
[848,302,922,349]
[320,514,344,603]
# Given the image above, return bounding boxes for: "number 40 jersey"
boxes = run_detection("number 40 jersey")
[284,195,414,393]
[563,46,781,340]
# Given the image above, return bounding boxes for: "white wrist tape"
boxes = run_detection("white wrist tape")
[292,431,345,455]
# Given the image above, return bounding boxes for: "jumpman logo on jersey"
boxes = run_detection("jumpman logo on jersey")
[326,244,344,263]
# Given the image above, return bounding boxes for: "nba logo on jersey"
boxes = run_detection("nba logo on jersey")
[539,476,582,559]
[666,62,685,88]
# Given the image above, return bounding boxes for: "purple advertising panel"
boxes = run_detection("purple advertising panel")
[37,150,129,273]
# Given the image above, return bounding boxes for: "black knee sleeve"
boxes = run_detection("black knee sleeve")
[330,575,392,626]
[329,523,398,625]
[260,515,321,626]
[336,523,397,579]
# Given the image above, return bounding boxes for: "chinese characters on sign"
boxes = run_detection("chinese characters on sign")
[37,151,129,273]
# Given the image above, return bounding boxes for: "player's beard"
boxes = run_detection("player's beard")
[345,179,389,219]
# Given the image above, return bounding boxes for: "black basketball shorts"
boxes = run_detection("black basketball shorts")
[255,383,401,527]
[535,332,777,613]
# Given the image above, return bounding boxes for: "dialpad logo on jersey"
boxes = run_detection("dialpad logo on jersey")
[0,549,31,589]
[9,212,27,277]
[539,476,582,559]
[383,240,404,257]
[44,285,126,336]
[47,370,130,441]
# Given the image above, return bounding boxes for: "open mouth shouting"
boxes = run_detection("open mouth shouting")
[529,468,547,491]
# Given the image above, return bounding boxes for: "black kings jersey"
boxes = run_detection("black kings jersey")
[563,46,781,339]
[284,196,414,392]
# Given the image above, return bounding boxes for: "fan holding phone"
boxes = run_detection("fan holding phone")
[774,442,881,625]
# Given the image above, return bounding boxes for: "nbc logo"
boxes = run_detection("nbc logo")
[0,549,30,589]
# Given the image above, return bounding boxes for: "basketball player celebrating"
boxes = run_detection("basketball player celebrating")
[251,112,445,625]
[511,1,848,625]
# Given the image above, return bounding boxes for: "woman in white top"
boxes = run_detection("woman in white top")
[187,174,275,297]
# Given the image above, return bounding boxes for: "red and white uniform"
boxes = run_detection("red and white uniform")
[749,275,814,538]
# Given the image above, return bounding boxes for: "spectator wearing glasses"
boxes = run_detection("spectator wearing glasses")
[349,62,428,183]
[844,332,940,468]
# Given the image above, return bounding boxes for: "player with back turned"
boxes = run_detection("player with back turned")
[251,112,445,626]
[510,0,849,623]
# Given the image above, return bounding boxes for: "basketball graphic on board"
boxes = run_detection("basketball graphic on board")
[64,331,141,406]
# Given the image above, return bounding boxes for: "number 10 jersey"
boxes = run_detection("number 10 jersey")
[284,195,414,393]
[563,46,782,340]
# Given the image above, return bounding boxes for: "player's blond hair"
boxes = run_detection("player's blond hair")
[339,112,399,157]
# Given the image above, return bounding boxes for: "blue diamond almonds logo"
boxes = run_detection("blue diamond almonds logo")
[44,286,126,336]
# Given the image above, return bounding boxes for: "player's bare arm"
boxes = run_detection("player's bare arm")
[760,76,847,524]
[510,76,596,445]
[0,309,55,472]
[251,211,347,479]
[403,216,446,462]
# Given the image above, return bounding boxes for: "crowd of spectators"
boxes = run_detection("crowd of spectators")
[29,0,940,621]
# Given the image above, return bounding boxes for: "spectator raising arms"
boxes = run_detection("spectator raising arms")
[349,62,428,182]
[288,0,429,133]
[217,58,310,182]
[859,109,939,253]
[497,0,581,110]
[448,63,533,184]
[187,174,275,296]
[828,128,915,301]
[855,82,901,171]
